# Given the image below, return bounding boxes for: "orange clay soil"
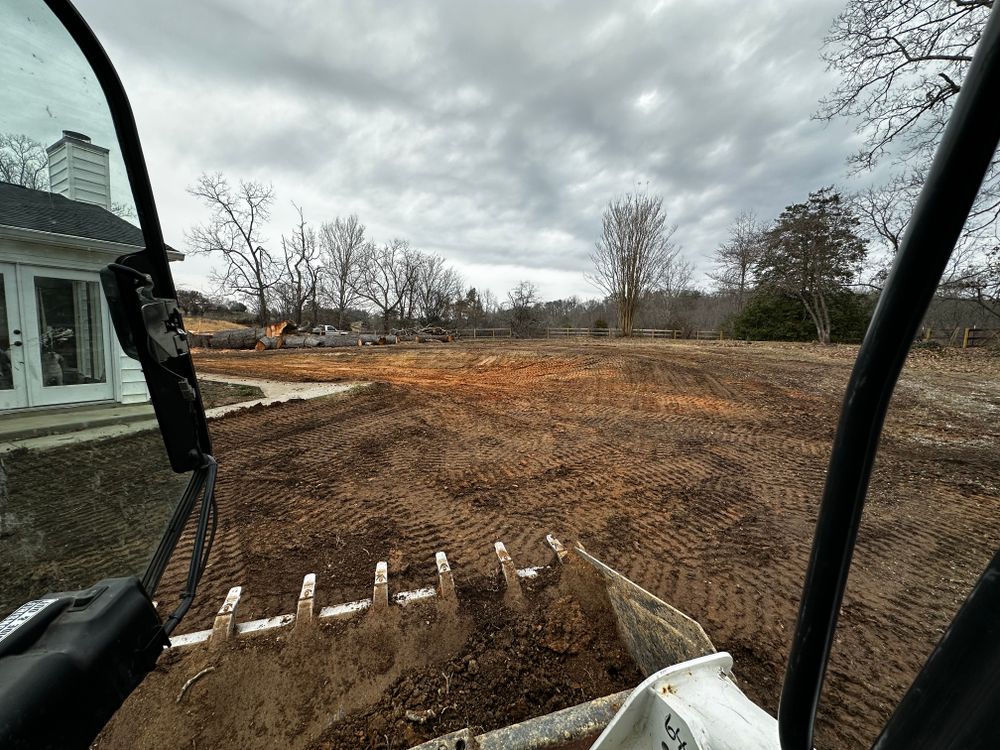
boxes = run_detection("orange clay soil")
[100,340,1000,749]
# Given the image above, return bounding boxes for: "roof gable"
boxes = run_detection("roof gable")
[0,180,148,248]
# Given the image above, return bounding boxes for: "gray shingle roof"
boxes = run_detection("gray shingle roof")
[0,180,146,247]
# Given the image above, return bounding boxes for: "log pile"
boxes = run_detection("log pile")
[200,324,456,350]
[392,325,457,343]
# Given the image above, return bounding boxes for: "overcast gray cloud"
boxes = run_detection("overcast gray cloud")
[70,0,864,300]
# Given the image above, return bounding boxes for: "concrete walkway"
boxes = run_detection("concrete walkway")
[0,376,363,454]
[201,376,363,418]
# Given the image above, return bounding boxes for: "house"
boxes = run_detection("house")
[0,131,182,413]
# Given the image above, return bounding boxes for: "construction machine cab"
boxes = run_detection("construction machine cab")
[1,0,1000,749]
[0,1,214,746]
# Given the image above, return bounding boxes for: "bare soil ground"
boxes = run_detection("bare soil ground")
[102,340,1000,748]
[0,431,188,619]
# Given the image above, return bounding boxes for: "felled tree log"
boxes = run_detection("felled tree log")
[280,335,325,348]
[255,334,361,350]
[416,334,454,343]
[323,335,362,347]
[358,334,399,345]
[210,328,263,349]
[254,336,277,351]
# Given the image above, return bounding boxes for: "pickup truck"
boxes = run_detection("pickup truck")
[311,325,349,336]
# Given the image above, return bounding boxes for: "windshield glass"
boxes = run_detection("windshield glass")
[0,0,188,618]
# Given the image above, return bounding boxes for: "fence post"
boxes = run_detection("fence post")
[963,327,971,349]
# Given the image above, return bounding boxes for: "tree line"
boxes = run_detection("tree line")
[584,186,869,344]
[185,172,473,332]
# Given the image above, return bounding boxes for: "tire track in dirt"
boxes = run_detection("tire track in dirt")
[177,340,1000,749]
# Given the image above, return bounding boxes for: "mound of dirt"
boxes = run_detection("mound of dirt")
[96,565,641,749]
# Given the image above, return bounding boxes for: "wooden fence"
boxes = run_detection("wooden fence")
[455,327,513,339]
[920,327,999,348]
[962,327,999,348]
[544,327,723,340]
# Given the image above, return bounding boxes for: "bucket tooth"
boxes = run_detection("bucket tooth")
[372,561,389,611]
[545,534,568,563]
[495,541,523,600]
[295,573,316,628]
[210,586,241,644]
[436,551,457,603]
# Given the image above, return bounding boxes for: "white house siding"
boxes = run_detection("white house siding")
[118,344,149,404]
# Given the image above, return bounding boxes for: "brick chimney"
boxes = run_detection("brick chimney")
[46,130,111,210]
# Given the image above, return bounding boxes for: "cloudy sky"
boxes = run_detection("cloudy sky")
[69,0,869,301]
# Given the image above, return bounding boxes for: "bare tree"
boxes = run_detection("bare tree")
[850,173,922,290]
[186,172,279,326]
[757,188,868,344]
[416,253,463,324]
[857,178,916,256]
[352,239,421,332]
[0,133,49,190]
[819,0,990,173]
[399,250,424,327]
[709,210,765,312]
[643,255,695,329]
[319,215,366,327]
[276,204,320,325]
[587,192,681,336]
[819,0,999,288]
[507,281,541,337]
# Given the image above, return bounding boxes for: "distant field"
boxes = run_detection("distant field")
[185,316,249,333]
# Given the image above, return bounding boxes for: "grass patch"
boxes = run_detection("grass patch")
[199,380,265,409]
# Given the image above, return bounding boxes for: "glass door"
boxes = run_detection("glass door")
[20,266,114,407]
[0,263,29,410]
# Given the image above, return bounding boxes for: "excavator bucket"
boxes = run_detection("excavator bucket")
[102,536,775,750]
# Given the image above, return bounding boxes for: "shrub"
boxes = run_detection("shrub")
[733,289,872,343]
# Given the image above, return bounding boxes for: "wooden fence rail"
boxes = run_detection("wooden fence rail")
[544,327,722,340]
[455,328,513,339]
[962,327,999,348]
[920,327,999,347]
[545,327,685,339]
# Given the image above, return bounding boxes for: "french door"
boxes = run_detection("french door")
[0,264,114,410]
[0,263,28,410]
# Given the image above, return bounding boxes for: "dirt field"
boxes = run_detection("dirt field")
[0,431,188,619]
[104,340,999,748]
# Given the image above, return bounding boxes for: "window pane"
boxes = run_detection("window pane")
[34,276,106,387]
[1,276,12,391]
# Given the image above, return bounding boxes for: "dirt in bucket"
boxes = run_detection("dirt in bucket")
[94,563,642,750]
